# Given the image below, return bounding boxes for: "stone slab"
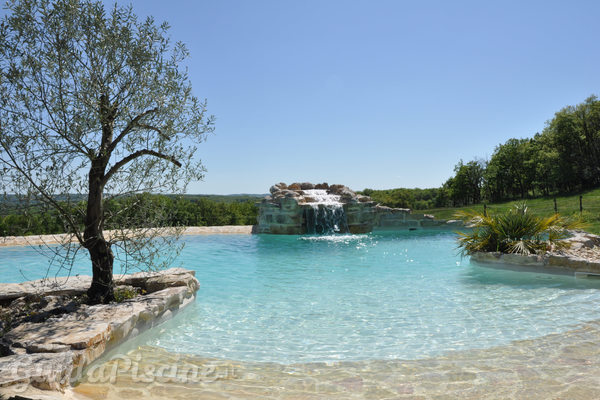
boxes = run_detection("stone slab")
[0,268,198,304]
[0,268,200,396]
[0,276,92,304]
[115,267,199,293]
[5,320,111,351]
[0,352,73,391]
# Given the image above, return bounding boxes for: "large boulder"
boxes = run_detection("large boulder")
[0,276,92,305]
[269,182,287,194]
[339,187,358,203]
[328,184,346,194]
[299,182,315,190]
[116,267,199,294]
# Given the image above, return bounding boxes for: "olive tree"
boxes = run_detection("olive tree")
[0,0,214,303]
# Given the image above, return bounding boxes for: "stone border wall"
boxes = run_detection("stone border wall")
[0,268,199,397]
[471,251,600,275]
[470,232,600,275]
[372,205,463,231]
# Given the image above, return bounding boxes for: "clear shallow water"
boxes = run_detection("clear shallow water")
[2,230,600,363]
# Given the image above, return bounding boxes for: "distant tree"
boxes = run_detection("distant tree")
[483,139,531,201]
[361,188,374,196]
[434,185,451,208]
[544,95,600,191]
[0,0,214,303]
[358,188,440,209]
[367,189,414,208]
[444,159,485,206]
[528,133,560,196]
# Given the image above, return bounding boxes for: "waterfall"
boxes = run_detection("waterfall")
[303,189,349,234]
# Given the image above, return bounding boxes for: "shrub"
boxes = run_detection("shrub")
[113,286,140,303]
[455,203,583,256]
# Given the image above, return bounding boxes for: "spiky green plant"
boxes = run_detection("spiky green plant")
[455,203,583,256]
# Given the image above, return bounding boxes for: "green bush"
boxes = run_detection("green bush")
[113,286,140,303]
[455,203,583,255]
[1,194,260,236]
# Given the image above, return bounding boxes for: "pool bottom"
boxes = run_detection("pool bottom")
[73,320,600,399]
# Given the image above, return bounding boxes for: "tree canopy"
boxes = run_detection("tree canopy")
[0,0,214,303]
[365,95,600,209]
[441,95,600,206]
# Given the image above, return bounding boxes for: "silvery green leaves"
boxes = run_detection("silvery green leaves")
[0,0,213,303]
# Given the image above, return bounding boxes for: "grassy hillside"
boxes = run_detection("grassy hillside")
[420,188,600,235]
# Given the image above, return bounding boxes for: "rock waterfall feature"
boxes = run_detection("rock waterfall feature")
[257,183,375,234]
[257,182,457,234]
[303,189,349,234]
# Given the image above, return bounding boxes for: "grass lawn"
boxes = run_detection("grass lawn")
[420,188,600,235]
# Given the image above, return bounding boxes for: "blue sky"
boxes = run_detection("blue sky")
[160,0,597,194]
[11,1,600,194]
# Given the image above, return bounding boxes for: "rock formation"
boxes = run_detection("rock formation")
[258,182,376,234]
[257,182,455,234]
[0,268,199,396]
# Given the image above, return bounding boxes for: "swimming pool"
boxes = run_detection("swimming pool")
[2,230,600,364]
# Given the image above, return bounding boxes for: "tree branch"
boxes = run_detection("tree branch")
[108,107,158,153]
[136,123,169,141]
[0,107,91,156]
[103,149,181,185]
[0,146,85,246]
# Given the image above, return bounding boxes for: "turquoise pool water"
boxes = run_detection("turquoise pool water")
[2,230,600,363]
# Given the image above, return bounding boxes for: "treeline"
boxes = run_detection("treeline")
[364,95,600,209]
[443,95,600,206]
[0,194,259,236]
[360,188,444,210]
[363,96,600,210]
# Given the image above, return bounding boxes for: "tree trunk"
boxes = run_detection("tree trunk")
[86,239,114,303]
[85,158,114,303]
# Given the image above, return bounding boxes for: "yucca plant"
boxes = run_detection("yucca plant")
[455,203,583,256]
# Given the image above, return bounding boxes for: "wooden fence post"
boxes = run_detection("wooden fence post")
[554,198,557,214]
[580,195,583,214]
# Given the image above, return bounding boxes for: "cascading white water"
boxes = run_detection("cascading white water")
[303,189,341,205]
[303,189,349,234]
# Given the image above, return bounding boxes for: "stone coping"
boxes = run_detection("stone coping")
[0,225,256,248]
[0,268,200,398]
